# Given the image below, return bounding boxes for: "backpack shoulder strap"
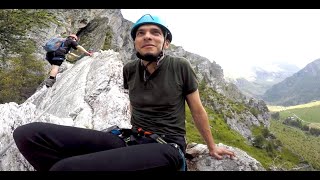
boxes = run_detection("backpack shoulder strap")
[60,39,65,48]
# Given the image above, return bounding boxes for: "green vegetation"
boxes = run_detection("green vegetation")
[268,100,320,112]
[271,103,320,137]
[0,9,57,60]
[198,79,264,121]
[226,99,246,114]
[270,119,320,170]
[102,26,113,51]
[279,106,320,124]
[269,101,320,135]
[0,9,57,104]
[0,40,46,104]
[268,104,320,169]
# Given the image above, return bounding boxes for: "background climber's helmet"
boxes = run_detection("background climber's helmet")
[68,34,78,41]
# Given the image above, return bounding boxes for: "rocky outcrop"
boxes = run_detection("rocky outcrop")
[186,143,265,171]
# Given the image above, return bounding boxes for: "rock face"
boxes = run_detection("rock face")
[0,50,264,171]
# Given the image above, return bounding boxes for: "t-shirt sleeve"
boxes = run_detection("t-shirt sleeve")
[180,58,198,95]
[70,40,79,50]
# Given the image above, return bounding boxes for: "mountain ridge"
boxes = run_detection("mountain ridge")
[263,58,320,106]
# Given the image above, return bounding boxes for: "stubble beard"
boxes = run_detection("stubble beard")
[136,52,160,62]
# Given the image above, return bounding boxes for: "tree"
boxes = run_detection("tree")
[302,125,309,131]
[253,134,265,149]
[0,40,46,104]
[0,9,57,103]
[262,127,270,138]
[0,9,57,61]
[266,142,275,156]
[309,127,320,137]
[271,112,280,120]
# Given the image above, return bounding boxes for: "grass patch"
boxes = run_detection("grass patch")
[268,100,320,112]
[270,119,320,170]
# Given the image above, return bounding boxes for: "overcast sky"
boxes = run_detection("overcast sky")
[121,9,320,78]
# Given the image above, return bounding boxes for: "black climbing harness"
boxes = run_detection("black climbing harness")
[102,125,187,171]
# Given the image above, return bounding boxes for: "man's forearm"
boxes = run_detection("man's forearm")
[193,112,216,151]
[69,53,80,58]
[76,45,90,55]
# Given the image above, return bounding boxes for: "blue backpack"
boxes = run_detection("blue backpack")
[43,37,66,52]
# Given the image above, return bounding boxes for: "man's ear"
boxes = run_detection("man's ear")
[164,40,170,49]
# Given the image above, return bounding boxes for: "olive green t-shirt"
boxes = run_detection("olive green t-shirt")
[123,54,198,136]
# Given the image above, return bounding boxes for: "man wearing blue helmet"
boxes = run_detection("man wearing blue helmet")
[13,14,235,172]
[123,14,235,169]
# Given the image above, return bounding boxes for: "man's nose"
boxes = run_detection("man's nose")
[143,31,152,40]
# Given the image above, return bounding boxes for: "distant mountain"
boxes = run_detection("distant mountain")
[263,59,320,106]
[226,62,300,99]
[229,78,273,99]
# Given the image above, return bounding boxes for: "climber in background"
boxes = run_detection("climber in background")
[44,34,93,87]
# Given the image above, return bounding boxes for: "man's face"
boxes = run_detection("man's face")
[134,24,169,56]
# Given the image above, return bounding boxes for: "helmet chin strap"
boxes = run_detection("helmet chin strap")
[136,51,163,62]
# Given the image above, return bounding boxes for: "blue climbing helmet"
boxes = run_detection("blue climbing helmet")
[130,14,172,42]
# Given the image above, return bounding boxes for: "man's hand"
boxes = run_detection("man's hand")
[209,146,236,160]
[86,52,93,56]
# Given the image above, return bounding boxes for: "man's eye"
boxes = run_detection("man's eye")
[152,31,161,35]
[136,32,144,36]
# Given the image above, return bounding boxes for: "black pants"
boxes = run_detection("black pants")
[46,52,64,66]
[13,122,184,171]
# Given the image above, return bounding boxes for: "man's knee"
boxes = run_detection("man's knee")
[13,122,45,143]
